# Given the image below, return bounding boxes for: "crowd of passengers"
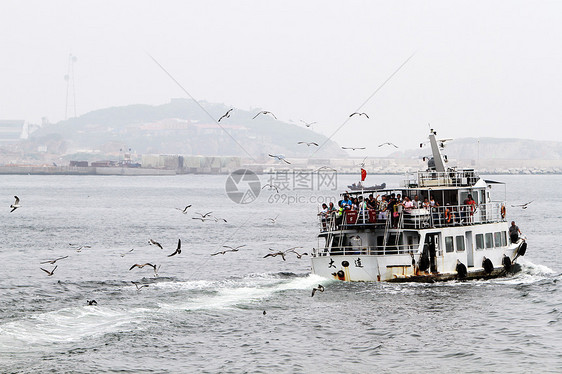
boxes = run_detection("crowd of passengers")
[319,193,477,229]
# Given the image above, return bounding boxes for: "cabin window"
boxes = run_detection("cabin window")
[485,233,493,248]
[501,232,507,247]
[386,233,403,250]
[445,236,454,252]
[456,236,465,252]
[494,232,502,247]
[406,234,420,249]
[475,234,484,250]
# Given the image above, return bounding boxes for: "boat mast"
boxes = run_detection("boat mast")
[428,129,446,172]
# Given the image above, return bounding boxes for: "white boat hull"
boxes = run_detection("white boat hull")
[311,240,524,282]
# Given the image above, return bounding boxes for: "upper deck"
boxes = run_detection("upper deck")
[318,129,507,234]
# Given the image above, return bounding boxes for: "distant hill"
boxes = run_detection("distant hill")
[389,137,562,160]
[28,99,345,158]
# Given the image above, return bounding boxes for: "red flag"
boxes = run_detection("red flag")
[361,168,367,181]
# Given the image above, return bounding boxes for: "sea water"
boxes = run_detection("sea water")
[0,174,560,373]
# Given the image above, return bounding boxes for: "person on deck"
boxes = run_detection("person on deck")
[412,195,421,209]
[378,195,388,221]
[464,194,476,223]
[509,221,521,243]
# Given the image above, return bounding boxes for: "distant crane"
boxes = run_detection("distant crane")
[64,53,78,119]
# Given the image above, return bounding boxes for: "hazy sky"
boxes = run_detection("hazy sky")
[1,1,561,156]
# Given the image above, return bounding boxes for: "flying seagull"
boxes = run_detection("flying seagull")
[263,251,286,261]
[175,205,192,214]
[192,217,215,222]
[360,156,368,168]
[342,147,366,151]
[87,300,98,306]
[253,111,277,120]
[167,239,181,257]
[378,142,398,148]
[311,284,325,297]
[120,249,134,257]
[287,249,308,259]
[195,212,213,219]
[148,239,163,249]
[74,245,91,253]
[218,108,233,122]
[40,256,69,264]
[268,154,291,164]
[10,196,20,212]
[297,141,319,147]
[211,245,245,256]
[129,263,157,271]
[40,266,58,276]
[266,215,279,224]
[300,120,317,127]
[511,201,533,209]
[131,281,149,291]
[349,112,369,119]
[262,184,280,193]
[223,244,246,251]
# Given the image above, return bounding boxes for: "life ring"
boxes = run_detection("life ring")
[501,205,506,219]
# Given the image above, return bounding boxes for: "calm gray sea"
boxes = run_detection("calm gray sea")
[0,174,560,373]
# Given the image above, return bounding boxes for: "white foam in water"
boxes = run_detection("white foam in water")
[0,305,147,350]
[158,273,329,311]
[518,258,555,275]
[493,258,557,285]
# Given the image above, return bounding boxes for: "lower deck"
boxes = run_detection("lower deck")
[312,223,526,282]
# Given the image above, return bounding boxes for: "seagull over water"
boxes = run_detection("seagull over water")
[297,141,319,147]
[131,281,149,291]
[175,205,192,214]
[342,147,366,151]
[311,284,325,297]
[41,266,58,276]
[211,245,246,256]
[74,245,91,253]
[10,196,21,212]
[218,108,233,122]
[263,251,286,261]
[268,154,291,164]
[262,184,280,193]
[40,256,69,264]
[120,249,134,257]
[349,112,369,119]
[511,201,533,209]
[167,239,181,257]
[378,142,399,148]
[195,212,213,219]
[300,120,317,127]
[253,111,277,120]
[148,239,163,249]
[266,215,279,224]
[287,249,308,259]
[129,263,157,271]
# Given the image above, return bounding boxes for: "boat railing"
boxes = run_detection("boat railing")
[313,244,416,257]
[318,202,505,232]
[413,170,479,187]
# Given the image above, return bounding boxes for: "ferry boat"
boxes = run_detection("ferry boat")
[311,129,528,282]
